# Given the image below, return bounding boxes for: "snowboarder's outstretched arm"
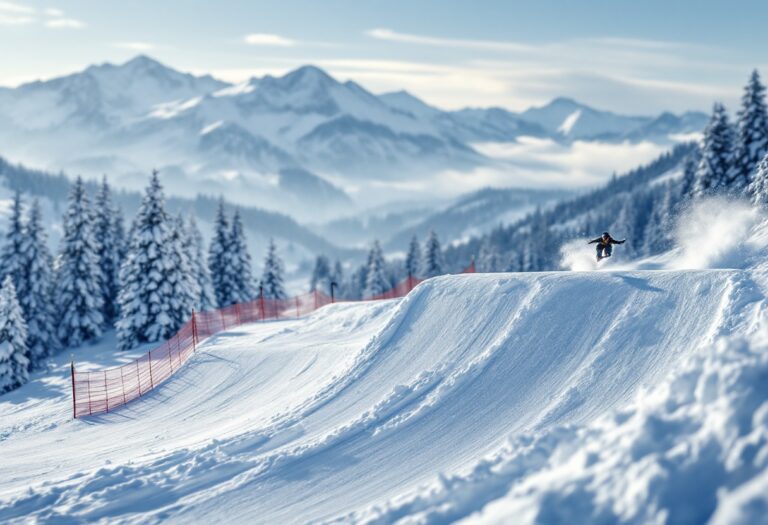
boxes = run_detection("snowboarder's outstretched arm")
[587,237,602,244]
[611,238,626,245]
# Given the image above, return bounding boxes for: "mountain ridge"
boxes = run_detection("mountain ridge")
[0,56,707,219]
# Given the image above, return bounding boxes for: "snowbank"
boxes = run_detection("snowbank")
[352,315,768,525]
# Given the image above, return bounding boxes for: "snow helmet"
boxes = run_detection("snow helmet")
[602,232,609,237]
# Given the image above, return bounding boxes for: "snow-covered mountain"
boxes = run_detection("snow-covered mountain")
[0,56,707,221]
[519,97,708,142]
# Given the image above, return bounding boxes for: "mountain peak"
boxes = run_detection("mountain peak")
[124,54,163,67]
[280,65,336,88]
[546,97,584,109]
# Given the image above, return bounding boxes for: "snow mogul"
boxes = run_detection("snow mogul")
[588,232,626,262]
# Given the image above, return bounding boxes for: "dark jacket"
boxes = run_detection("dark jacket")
[588,235,625,246]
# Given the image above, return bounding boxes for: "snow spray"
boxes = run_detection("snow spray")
[560,239,600,271]
[671,197,764,270]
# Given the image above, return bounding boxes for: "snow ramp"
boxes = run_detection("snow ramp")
[0,269,755,524]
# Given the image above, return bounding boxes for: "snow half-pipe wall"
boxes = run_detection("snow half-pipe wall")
[71,264,475,418]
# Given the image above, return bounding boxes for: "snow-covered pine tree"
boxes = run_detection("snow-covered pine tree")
[166,215,199,329]
[208,200,235,307]
[310,255,331,292]
[116,171,180,350]
[694,103,735,197]
[0,191,26,288]
[332,260,343,286]
[612,195,640,257]
[679,148,700,201]
[363,241,389,298]
[478,239,501,272]
[405,235,421,279]
[113,206,127,262]
[506,250,523,272]
[422,230,445,278]
[94,177,122,324]
[186,216,216,311]
[642,185,676,256]
[56,177,104,347]
[526,209,550,270]
[0,276,29,394]
[19,200,58,366]
[734,70,768,191]
[229,210,255,303]
[261,238,287,300]
[748,153,768,207]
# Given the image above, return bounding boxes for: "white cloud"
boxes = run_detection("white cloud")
[0,3,84,28]
[0,0,34,24]
[113,41,155,52]
[243,33,295,47]
[46,17,84,28]
[366,28,532,52]
[0,1,33,14]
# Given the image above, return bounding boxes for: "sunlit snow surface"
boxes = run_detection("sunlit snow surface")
[2,200,768,524]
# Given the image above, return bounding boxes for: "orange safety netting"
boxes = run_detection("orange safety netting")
[71,261,476,418]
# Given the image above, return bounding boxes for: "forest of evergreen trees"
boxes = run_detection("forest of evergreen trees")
[0,171,290,393]
[2,70,768,395]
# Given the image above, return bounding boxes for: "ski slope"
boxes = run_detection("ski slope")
[1,264,761,524]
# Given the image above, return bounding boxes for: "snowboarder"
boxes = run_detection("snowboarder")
[588,232,625,262]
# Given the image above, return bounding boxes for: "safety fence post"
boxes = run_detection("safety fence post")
[104,373,109,413]
[331,281,336,304]
[295,296,300,318]
[191,310,198,351]
[86,374,92,416]
[259,285,265,321]
[70,358,77,419]
[235,303,242,325]
[136,360,142,396]
[168,339,174,373]
[120,367,126,405]
[148,350,154,390]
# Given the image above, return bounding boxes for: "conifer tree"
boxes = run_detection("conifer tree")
[0,276,29,393]
[166,215,199,329]
[643,185,676,255]
[261,238,287,299]
[748,153,768,207]
[734,70,768,190]
[114,206,127,262]
[187,216,216,311]
[19,201,58,365]
[679,149,700,201]
[422,230,445,278]
[208,200,235,307]
[94,177,122,324]
[363,241,389,298]
[310,255,332,292]
[332,260,343,285]
[612,196,640,257]
[478,239,501,272]
[56,177,104,347]
[116,171,182,350]
[0,191,25,288]
[229,210,255,302]
[695,103,735,196]
[405,235,421,279]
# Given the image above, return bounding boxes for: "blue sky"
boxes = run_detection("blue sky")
[1,0,766,114]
